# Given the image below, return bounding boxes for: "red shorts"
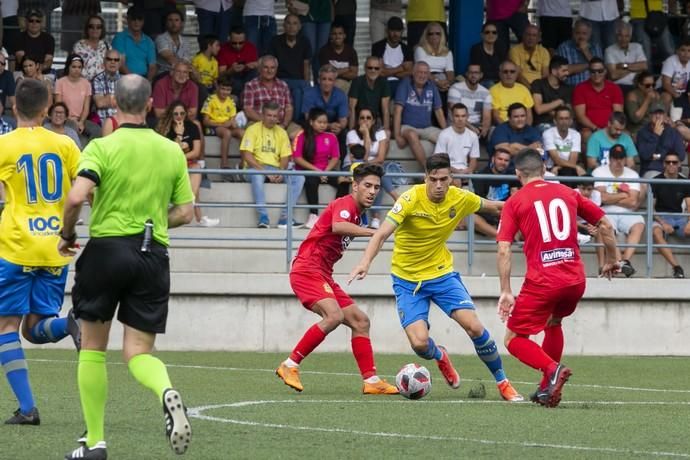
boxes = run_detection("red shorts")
[507,280,586,336]
[289,268,354,310]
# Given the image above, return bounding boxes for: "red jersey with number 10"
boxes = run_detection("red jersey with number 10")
[292,194,363,275]
[497,180,605,288]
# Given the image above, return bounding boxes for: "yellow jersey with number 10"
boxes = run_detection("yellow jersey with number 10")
[386,184,482,282]
[0,127,80,266]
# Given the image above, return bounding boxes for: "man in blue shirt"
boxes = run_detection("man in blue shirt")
[112,6,157,81]
[488,102,541,156]
[556,19,603,86]
[586,111,638,170]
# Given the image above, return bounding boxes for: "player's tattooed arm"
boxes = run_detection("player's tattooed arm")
[478,198,504,215]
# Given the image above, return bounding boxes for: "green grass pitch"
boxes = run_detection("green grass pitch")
[2,350,689,459]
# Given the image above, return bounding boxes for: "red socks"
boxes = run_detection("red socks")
[289,324,327,364]
[507,336,557,377]
[351,336,376,379]
[542,325,564,363]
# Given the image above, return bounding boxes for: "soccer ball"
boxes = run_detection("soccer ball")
[395,363,432,400]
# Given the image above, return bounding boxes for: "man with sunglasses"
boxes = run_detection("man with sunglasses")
[637,107,686,177]
[509,24,550,86]
[489,60,534,125]
[348,56,391,130]
[92,50,122,126]
[14,9,55,75]
[218,27,258,99]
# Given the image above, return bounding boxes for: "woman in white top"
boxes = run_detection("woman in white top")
[414,22,454,97]
[72,15,109,81]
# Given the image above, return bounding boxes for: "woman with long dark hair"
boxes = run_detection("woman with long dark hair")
[72,15,109,81]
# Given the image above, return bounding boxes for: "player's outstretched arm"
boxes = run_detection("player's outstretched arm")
[496,241,515,322]
[348,219,396,284]
[596,217,620,280]
[58,176,96,257]
[333,221,376,238]
[479,198,504,216]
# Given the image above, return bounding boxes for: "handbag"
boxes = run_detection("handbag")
[643,0,668,38]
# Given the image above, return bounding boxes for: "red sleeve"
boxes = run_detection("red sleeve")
[496,200,519,242]
[576,191,605,225]
[571,83,585,107]
[151,77,167,109]
[217,45,231,67]
[611,82,624,105]
[331,197,357,225]
[293,131,305,158]
[244,43,258,63]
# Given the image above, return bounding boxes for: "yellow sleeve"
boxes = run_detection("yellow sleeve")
[458,188,482,215]
[277,129,292,158]
[386,188,417,226]
[240,124,257,153]
[227,98,237,119]
[521,85,535,108]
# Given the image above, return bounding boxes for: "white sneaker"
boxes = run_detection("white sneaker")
[304,213,319,229]
[576,233,591,245]
[370,217,381,229]
[199,216,220,227]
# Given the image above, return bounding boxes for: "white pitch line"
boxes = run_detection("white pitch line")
[188,400,690,458]
[27,358,690,394]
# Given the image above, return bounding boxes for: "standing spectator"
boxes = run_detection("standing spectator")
[242,55,297,134]
[318,22,359,93]
[0,53,15,115]
[593,145,645,276]
[470,22,506,87]
[629,0,675,63]
[485,0,529,55]
[55,54,98,141]
[303,65,349,142]
[415,22,455,106]
[240,101,305,229]
[434,103,480,181]
[509,24,550,86]
[586,112,638,170]
[348,56,391,130]
[556,19,604,86]
[660,39,690,121]
[129,0,174,39]
[447,64,492,139]
[61,0,100,53]
[14,8,54,75]
[636,108,686,177]
[573,57,624,147]
[243,0,276,56]
[43,101,82,148]
[1,1,20,59]
[604,21,648,92]
[152,61,199,120]
[625,71,667,135]
[537,0,572,52]
[370,16,413,97]
[267,14,312,123]
[73,15,109,82]
[218,27,258,98]
[393,61,446,168]
[542,105,585,176]
[201,74,244,171]
[92,49,121,127]
[293,108,345,229]
[192,34,220,92]
[489,60,534,125]
[194,0,233,43]
[334,0,357,47]
[488,102,541,156]
[370,0,402,44]
[531,55,572,130]
[579,0,621,51]
[650,152,690,278]
[289,0,332,81]
[155,9,194,76]
[405,0,446,49]
[112,6,157,81]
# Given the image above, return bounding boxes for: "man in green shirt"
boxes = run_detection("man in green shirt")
[59,74,194,460]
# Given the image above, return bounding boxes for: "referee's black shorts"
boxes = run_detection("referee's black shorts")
[72,235,170,334]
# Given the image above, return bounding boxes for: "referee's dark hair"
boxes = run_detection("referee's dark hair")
[426,153,451,173]
[15,79,49,120]
[115,74,151,115]
[352,163,384,182]
[514,148,545,178]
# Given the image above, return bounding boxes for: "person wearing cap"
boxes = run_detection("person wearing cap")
[586,111,637,170]
[112,6,157,81]
[370,0,402,44]
[636,107,687,177]
[14,8,55,75]
[371,16,413,97]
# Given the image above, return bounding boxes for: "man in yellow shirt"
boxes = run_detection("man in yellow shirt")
[490,60,535,125]
[509,24,550,86]
[349,153,524,402]
[240,101,305,228]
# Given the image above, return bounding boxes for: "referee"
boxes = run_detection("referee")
[59,74,194,460]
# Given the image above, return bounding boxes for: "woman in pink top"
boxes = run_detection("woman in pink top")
[293,108,348,229]
[55,54,99,140]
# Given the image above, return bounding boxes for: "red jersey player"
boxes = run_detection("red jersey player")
[276,163,398,395]
[496,148,620,408]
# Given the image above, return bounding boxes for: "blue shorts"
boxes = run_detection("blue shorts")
[0,258,68,317]
[392,272,475,328]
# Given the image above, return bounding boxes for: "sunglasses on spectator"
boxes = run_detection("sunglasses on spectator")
[366,66,380,70]
[502,69,517,74]
[484,30,497,35]
[427,31,441,36]
[643,83,654,88]
[359,115,373,120]
[88,23,102,29]
[231,41,244,46]
[105,57,120,62]
[664,160,680,165]
[28,19,42,23]
[590,68,605,74]
[173,111,186,116]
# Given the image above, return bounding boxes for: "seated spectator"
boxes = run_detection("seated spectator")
[112,6,157,81]
[629,0,675,64]
[92,49,122,127]
[192,34,220,92]
[72,15,108,81]
[242,0,277,56]
[348,56,391,130]
[636,108,687,177]
[393,61,446,168]
[0,54,16,116]
[434,103,480,182]
[625,71,667,135]
[371,16,413,96]
[604,20,648,92]
[660,39,690,122]
[218,27,258,98]
[240,101,305,229]
[156,9,195,77]
[414,22,454,102]
[586,112,638,170]
[574,176,603,238]
[267,14,312,122]
[593,145,645,276]
[573,57,623,146]
[490,60,534,125]
[509,24,550,86]
[650,152,690,278]
[531,55,572,130]
[318,22,359,93]
[488,102,541,156]
[201,74,244,171]
[448,64,492,139]
[471,148,520,236]
[293,108,346,229]
[156,100,219,227]
[152,61,199,120]
[54,54,99,141]
[556,19,603,86]
[470,22,506,87]
[43,102,81,148]
[542,105,585,176]
[14,8,54,75]
[60,0,102,53]
[303,65,349,149]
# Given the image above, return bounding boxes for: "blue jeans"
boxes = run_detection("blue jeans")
[283,78,310,122]
[246,166,305,222]
[243,15,276,56]
[301,20,331,81]
[196,7,233,41]
[631,19,675,63]
[373,161,407,208]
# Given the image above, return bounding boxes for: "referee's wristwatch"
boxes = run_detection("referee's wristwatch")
[59,228,77,244]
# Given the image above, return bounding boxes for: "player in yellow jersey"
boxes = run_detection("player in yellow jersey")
[349,153,524,402]
[0,79,81,425]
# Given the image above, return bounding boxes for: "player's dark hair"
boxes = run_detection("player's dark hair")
[15,79,49,120]
[426,153,451,173]
[514,148,544,178]
[353,163,384,182]
[301,108,328,164]
[588,56,605,68]
[350,144,366,160]
[508,102,527,117]
[115,74,151,114]
[198,34,219,52]
[549,55,568,72]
